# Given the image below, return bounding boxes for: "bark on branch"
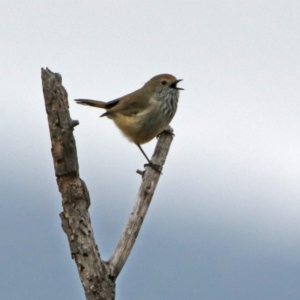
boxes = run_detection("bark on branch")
[109,132,173,277]
[41,68,174,299]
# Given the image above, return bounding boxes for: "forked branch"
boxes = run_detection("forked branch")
[41,68,174,300]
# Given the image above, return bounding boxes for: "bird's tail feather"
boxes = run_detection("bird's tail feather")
[74,99,107,109]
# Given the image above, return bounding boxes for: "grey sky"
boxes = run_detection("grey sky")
[1,1,300,299]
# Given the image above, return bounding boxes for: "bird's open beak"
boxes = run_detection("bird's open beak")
[170,79,184,90]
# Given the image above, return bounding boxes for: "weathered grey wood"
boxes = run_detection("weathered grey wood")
[108,130,174,277]
[41,68,115,300]
[41,68,174,299]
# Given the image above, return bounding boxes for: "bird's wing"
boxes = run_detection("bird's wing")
[102,89,149,117]
[105,98,121,109]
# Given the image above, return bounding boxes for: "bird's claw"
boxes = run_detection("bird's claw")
[157,127,175,139]
[144,162,162,174]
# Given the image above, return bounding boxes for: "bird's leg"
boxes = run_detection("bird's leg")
[136,144,162,174]
[136,144,152,164]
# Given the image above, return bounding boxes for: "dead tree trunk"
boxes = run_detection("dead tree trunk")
[41,68,174,300]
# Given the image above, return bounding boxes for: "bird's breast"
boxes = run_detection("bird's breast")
[111,97,172,144]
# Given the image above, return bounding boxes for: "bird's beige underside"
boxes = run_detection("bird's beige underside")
[110,96,170,144]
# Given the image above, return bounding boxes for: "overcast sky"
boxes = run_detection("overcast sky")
[1,1,300,299]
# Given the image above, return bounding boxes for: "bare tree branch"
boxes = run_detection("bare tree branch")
[41,68,174,299]
[41,68,115,300]
[108,131,174,277]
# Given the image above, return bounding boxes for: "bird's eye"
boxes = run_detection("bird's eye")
[161,80,167,85]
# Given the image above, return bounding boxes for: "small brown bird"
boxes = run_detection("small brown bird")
[75,74,183,172]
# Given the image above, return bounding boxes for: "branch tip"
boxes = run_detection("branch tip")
[71,120,80,128]
[136,169,144,176]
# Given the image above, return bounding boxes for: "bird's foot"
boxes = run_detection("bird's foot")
[144,162,163,174]
[157,125,175,139]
